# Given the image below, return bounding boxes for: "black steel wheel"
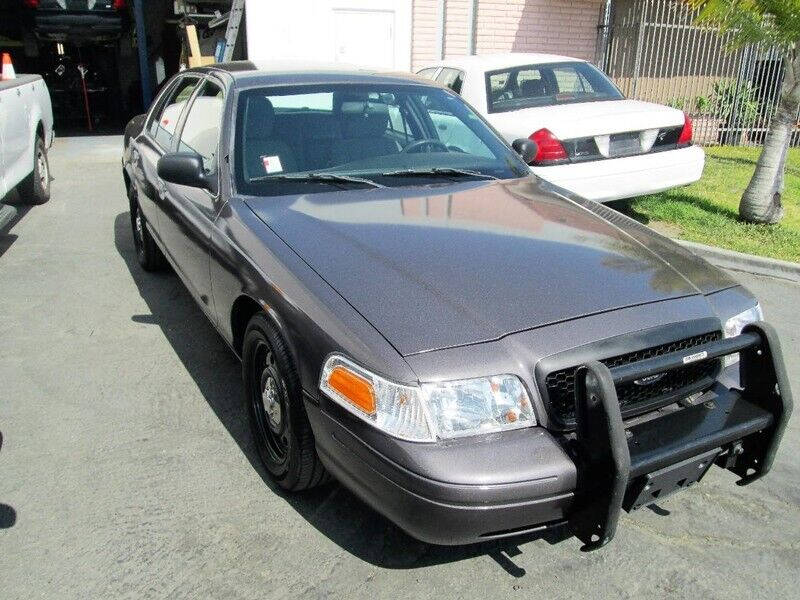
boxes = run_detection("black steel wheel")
[242,312,329,491]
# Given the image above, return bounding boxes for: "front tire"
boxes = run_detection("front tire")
[242,313,329,491]
[18,137,50,205]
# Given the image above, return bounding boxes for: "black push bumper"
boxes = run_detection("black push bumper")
[571,322,792,550]
[308,323,791,548]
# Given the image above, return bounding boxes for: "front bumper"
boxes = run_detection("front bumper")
[531,145,705,203]
[307,406,576,545]
[307,323,791,548]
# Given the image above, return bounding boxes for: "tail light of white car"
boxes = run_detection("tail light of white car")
[528,128,568,165]
[677,111,693,147]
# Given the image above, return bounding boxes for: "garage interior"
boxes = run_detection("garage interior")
[0,0,246,135]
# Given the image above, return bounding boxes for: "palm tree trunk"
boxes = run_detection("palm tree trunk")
[739,49,800,224]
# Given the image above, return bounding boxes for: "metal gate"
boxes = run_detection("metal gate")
[600,0,793,146]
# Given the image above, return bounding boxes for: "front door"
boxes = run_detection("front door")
[160,77,226,320]
[0,81,31,194]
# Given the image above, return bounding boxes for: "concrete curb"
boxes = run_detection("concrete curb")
[676,239,800,283]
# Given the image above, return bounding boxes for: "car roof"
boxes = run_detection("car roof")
[421,53,585,72]
[192,60,438,87]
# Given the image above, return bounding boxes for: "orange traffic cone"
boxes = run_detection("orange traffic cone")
[1,53,15,80]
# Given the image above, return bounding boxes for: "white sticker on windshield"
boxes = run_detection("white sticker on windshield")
[261,155,283,174]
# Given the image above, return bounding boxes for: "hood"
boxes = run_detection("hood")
[490,99,684,141]
[246,178,730,356]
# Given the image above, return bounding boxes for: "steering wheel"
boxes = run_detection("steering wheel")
[402,139,449,154]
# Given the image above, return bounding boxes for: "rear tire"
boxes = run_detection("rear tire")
[242,313,330,491]
[18,137,50,205]
[129,186,165,272]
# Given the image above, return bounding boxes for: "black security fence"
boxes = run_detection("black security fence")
[599,0,799,146]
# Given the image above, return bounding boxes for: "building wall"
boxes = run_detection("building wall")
[411,0,440,68]
[412,0,604,70]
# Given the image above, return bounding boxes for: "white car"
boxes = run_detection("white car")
[418,53,704,203]
[0,73,54,204]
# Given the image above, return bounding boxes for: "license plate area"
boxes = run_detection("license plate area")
[608,132,641,157]
[624,448,721,511]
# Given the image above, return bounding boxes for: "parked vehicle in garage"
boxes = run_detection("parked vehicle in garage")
[418,53,705,203]
[0,72,53,203]
[121,62,791,550]
[22,0,128,43]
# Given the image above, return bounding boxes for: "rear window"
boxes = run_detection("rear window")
[485,61,623,113]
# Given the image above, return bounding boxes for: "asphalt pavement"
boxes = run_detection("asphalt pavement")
[0,136,798,599]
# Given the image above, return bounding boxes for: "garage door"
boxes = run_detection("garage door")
[333,9,395,70]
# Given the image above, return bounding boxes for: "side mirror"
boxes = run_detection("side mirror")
[512,138,538,165]
[157,152,213,191]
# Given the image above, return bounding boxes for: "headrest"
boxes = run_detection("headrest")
[245,96,275,139]
[339,101,390,138]
[521,78,547,97]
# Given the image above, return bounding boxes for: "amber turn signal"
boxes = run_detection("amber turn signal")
[327,366,376,415]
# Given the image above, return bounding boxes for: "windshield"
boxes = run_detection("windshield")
[234,83,529,196]
[485,61,624,113]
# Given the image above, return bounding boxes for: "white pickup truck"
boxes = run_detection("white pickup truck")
[0,74,54,204]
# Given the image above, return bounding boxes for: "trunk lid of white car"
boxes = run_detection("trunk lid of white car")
[491,99,685,142]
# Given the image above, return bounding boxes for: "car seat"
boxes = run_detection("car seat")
[520,78,548,98]
[243,96,298,178]
[330,99,399,165]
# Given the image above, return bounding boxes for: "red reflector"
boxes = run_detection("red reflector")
[678,112,693,145]
[113,0,127,10]
[23,0,39,8]
[529,128,567,164]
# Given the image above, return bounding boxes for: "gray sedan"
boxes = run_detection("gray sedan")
[121,62,791,550]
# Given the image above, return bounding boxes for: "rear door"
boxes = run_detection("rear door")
[160,76,226,319]
[134,75,201,248]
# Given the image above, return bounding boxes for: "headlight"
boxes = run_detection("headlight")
[319,354,536,442]
[723,304,763,365]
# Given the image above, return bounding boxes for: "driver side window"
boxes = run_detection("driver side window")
[436,68,465,95]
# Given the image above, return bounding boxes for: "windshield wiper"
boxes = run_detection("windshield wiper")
[249,172,385,188]
[379,167,498,180]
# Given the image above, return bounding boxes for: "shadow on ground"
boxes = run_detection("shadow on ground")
[112,212,572,575]
[0,431,17,529]
[0,190,33,259]
[608,192,740,226]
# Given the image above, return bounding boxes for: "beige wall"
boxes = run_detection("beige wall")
[412,0,604,70]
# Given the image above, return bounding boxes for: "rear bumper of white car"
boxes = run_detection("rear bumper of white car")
[531,145,704,203]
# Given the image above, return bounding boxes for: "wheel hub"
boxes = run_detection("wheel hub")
[37,150,48,189]
[135,210,144,244]
[262,375,282,432]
